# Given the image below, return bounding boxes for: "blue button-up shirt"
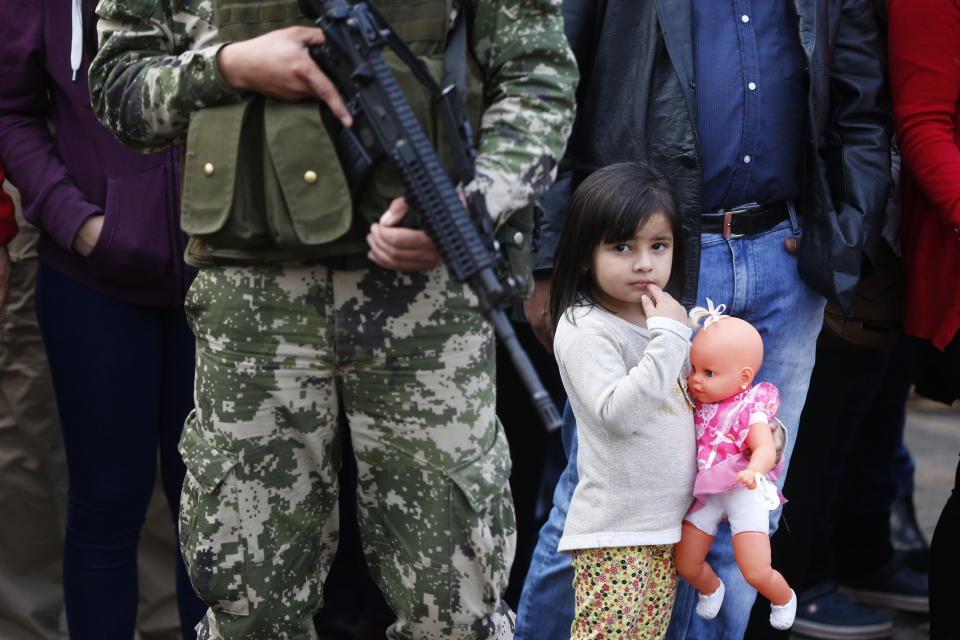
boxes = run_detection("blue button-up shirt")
[692,0,808,213]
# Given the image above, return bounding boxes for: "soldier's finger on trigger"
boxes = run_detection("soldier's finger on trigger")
[306,69,350,124]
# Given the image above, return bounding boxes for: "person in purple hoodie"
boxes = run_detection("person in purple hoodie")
[0,1,206,638]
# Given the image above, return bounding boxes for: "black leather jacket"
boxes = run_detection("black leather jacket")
[536,0,891,312]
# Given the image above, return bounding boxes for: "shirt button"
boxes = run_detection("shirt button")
[748,82,757,91]
[304,170,318,184]
[743,155,752,163]
[741,14,750,23]
[203,163,215,176]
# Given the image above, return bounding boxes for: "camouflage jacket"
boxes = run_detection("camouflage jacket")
[89,0,578,225]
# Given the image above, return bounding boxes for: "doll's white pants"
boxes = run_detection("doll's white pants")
[684,487,771,537]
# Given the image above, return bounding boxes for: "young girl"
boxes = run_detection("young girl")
[549,162,697,639]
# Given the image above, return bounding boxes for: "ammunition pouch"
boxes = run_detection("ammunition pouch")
[180,97,354,254]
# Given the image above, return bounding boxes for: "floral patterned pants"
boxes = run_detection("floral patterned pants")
[570,545,678,640]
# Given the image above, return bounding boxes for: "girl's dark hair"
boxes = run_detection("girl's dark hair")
[548,162,684,333]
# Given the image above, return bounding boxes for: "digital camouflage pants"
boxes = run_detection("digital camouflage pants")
[179,263,517,640]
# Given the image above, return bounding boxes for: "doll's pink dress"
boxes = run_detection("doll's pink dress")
[688,382,786,514]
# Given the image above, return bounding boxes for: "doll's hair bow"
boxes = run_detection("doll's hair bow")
[703,298,727,328]
[688,298,729,330]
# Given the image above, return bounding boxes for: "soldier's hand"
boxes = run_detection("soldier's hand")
[367,197,442,272]
[523,277,553,352]
[217,26,353,127]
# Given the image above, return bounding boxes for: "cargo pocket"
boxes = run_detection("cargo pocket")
[444,421,516,627]
[361,422,514,630]
[178,412,250,616]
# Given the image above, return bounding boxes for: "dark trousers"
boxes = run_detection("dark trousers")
[927,333,960,640]
[746,335,913,638]
[930,452,960,639]
[35,262,205,639]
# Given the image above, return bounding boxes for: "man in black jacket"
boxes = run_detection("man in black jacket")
[515,1,891,639]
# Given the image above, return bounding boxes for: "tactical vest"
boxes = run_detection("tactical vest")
[180,0,486,266]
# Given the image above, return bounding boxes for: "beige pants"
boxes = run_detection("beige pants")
[0,254,67,640]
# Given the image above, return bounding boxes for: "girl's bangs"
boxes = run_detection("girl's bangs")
[600,196,659,244]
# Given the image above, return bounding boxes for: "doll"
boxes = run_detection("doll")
[674,300,796,630]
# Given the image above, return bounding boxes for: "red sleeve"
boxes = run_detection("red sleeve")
[0,162,18,246]
[888,0,960,228]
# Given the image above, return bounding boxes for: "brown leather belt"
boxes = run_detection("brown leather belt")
[701,202,790,238]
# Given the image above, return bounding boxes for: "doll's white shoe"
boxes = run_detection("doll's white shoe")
[696,580,725,620]
[769,589,797,630]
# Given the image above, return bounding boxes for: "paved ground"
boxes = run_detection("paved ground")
[790,395,960,640]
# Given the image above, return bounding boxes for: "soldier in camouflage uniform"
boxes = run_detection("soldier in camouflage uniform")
[89,1,576,638]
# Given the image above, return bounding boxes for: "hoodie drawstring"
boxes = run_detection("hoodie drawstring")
[71,0,83,81]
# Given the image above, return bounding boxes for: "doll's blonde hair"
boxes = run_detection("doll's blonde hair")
[688,298,729,331]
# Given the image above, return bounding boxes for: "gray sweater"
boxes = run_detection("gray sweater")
[555,305,697,552]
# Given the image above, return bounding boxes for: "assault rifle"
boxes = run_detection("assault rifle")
[300,0,561,430]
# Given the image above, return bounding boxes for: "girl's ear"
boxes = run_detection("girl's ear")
[738,366,754,389]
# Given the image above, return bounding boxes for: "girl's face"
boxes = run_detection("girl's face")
[588,211,674,319]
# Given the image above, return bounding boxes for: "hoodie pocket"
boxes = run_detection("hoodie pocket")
[85,163,173,285]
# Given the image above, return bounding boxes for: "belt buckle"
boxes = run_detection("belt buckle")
[721,202,760,239]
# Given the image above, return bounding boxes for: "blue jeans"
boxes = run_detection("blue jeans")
[515,221,824,640]
[514,402,578,640]
[35,263,206,639]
